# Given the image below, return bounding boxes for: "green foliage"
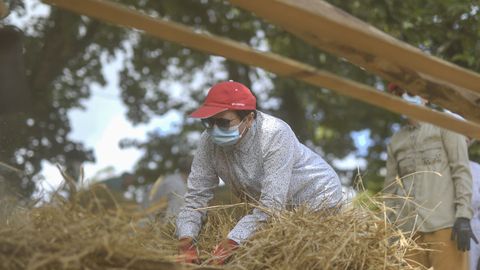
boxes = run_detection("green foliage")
[2,0,479,196]
[1,5,127,196]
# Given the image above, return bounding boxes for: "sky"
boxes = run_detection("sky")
[38,54,183,192]
[6,0,370,195]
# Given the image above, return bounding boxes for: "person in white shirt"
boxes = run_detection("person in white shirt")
[147,157,192,220]
[469,138,480,270]
[175,81,342,264]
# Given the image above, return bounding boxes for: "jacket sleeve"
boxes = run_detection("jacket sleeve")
[176,133,219,239]
[441,129,473,219]
[384,143,399,219]
[470,162,480,215]
[227,124,295,244]
[384,144,399,194]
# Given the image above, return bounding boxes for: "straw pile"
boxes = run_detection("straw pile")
[0,184,185,270]
[0,179,422,270]
[229,206,422,270]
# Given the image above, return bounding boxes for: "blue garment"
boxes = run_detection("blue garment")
[207,119,244,146]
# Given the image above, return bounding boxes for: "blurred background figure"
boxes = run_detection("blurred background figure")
[0,24,31,115]
[0,162,24,200]
[340,173,357,205]
[468,138,480,270]
[99,172,136,192]
[384,83,475,270]
[146,156,192,221]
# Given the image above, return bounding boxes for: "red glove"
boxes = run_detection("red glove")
[210,239,239,265]
[177,237,200,264]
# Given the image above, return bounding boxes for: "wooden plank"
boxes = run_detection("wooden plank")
[229,0,480,123]
[0,0,8,19]
[42,0,480,139]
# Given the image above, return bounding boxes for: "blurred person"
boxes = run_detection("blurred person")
[340,174,357,205]
[100,172,136,192]
[0,24,31,115]
[468,138,480,270]
[384,83,477,270]
[176,81,342,265]
[147,157,192,220]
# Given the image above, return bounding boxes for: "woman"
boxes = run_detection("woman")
[176,81,342,264]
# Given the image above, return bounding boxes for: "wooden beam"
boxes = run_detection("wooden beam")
[42,0,480,139]
[229,0,480,123]
[0,0,8,19]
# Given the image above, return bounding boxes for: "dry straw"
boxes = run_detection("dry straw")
[0,185,184,269]
[0,169,424,270]
[228,205,424,270]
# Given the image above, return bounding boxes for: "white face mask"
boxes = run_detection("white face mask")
[401,93,424,106]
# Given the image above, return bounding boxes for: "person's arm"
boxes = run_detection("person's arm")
[383,143,399,219]
[471,162,480,214]
[152,180,169,202]
[441,129,473,219]
[176,133,219,239]
[384,144,398,194]
[227,124,295,243]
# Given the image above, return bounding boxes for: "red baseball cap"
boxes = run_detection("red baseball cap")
[387,82,398,92]
[386,82,406,96]
[190,81,256,118]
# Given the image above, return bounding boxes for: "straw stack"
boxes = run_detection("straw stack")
[228,206,423,270]
[0,184,179,270]
[0,180,422,270]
